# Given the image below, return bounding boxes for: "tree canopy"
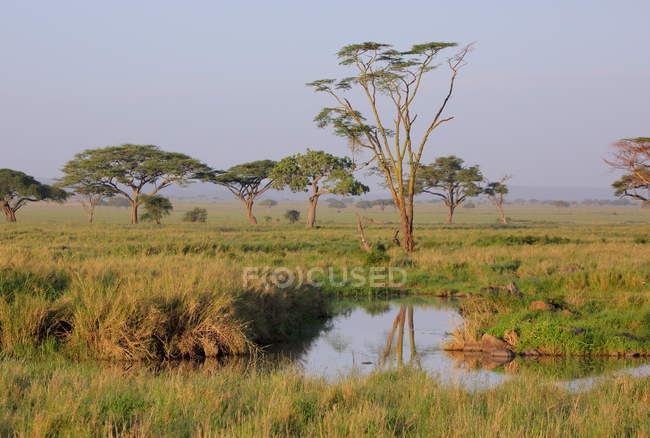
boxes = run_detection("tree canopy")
[308,40,471,250]
[271,150,367,196]
[271,149,368,227]
[606,137,650,203]
[483,176,511,224]
[60,144,213,224]
[416,156,483,223]
[0,169,68,222]
[211,160,276,224]
[259,199,278,208]
[326,199,347,209]
[141,195,173,224]
[356,200,374,209]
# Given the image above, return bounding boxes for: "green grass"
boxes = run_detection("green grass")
[0,359,647,437]
[0,203,649,436]
[1,202,649,357]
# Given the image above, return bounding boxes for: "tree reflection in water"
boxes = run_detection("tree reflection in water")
[379,305,421,370]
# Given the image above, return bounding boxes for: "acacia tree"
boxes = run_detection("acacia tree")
[416,156,483,224]
[372,199,394,211]
[356,200,374,210]
[271,150,368,228]
[60,144,213,224]
[327,199,347,211]
[483,175,511,224]
[0,169,68,222]
[259,199,278,209]
[56,175,116,223]
[212,160,276,225]
[605,137,650,204]
[309,41,471,251]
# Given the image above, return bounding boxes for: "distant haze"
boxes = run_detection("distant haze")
[2,1,649,192]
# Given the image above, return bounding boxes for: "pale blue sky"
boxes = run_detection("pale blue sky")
[1,0,648,188]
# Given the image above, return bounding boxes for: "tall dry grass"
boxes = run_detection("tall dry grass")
[0,359,647,437]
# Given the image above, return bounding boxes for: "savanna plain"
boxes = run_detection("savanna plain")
[1,202,649,437]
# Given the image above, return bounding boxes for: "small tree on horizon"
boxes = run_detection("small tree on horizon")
[605,137,650,204]
[372,199,394,211]
[211,160,276,225]
[271,150,368,228]
[56,176,116,223]
[483,175,511,224]
[0,169,68,222]
[416,156,483,224]
[327,199,347,211]
[259,199,278,209]
[60,144,213,224]
[356,200,374,210]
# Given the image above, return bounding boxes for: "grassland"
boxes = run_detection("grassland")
[0,201,649,436]
[3,201,649,357]
[0,359,648,437]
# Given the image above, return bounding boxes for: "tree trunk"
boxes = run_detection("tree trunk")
[356,215,372,252]
[306,195,319,228]
[2,203,16,222]
[407,306,416,358]
[130,202,139,225]
[495,201,508,224]
[395,306,406,367]
[397,204,415,252]
[446,205,456,224]
[85,204,95,224]
[244,200,258,225]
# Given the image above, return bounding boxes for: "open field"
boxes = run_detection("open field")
[1,203,649,436]
[16,200,650,225]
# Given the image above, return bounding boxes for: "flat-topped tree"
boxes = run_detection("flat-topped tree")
[211,160,276,225]
[372,199,394,211]
[259,199,278,209]
[56,175,117,223]
[271,150,368,228]
[309,41,471,250]
[483,176,511,224]
[416,156,483,224]
[60,144,214,224]
[606,137,650,204]
[327,199,347,210]
[0,169,68,222]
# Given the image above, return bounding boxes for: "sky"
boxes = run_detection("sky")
[1,0,649,190]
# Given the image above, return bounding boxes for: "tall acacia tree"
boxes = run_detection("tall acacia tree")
[0,169,68,222]
[309,41,471,251]
[211,160,276,225]
[416,156,483,224]
[271,150,368,228]
[60,144,213,224]
[483,176,511,224]
[605,137,650,204]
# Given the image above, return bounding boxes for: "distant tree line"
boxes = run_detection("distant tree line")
[2,137,646,236]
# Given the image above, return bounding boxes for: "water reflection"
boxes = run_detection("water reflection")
[120,297,648,390]
[261,297,649,389]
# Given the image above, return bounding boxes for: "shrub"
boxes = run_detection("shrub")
[141,196,173,224]
[183,207,208,223]
[284,210,300,224]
